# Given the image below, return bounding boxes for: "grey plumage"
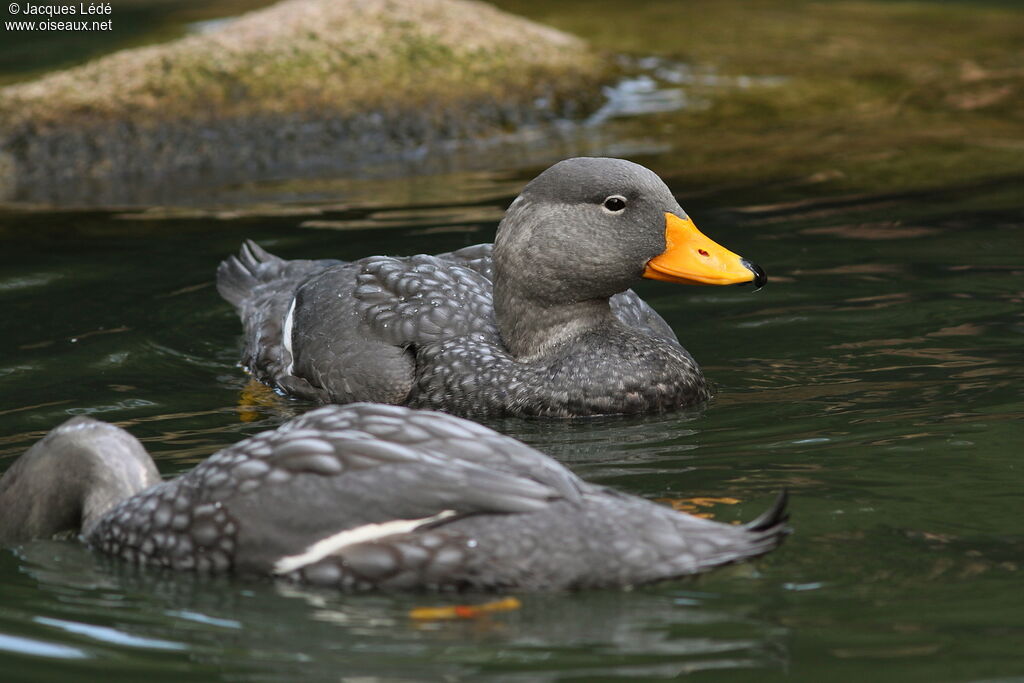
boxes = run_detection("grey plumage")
[1,404,789,591]
[218,158,763,418]
[0,417,160,543]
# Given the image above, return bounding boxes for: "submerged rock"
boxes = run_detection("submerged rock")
[0,0,612,204]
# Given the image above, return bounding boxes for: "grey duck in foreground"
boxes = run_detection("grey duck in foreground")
[218,158,766,418]
[0,404,789,591]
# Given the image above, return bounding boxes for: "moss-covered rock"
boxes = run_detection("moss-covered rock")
[0,0,612,203]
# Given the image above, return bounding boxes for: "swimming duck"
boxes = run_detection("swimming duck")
[0,404,789,591]
[218,158,765,418]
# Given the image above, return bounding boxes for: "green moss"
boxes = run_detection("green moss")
[0,0,614,196]
[492,0,1024,199]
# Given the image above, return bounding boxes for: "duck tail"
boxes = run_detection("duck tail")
[670,490,791,577]
[216,240,287,309]
[729,489,791,561]
[743,489,790,534]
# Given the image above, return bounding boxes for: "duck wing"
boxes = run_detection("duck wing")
[436,243,494,279]
[217,241,681,407]
[288,251,501,402]
[89,405,582,575]
[349,253,500,346]
[218,241,503,404]
[391,487,790,590]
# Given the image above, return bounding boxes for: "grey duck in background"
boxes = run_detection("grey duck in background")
[0,404,789,591]
[218,158,766,418]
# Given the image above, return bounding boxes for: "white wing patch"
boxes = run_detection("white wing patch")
[282,296,296,376]
[273,510,457,574]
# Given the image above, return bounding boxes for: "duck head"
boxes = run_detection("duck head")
[493,157,765,305]
[492,157,764,357]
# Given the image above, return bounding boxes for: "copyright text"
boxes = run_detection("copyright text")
[5,2,112,31]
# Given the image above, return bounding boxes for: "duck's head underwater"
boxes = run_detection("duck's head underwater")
[0,404,789,591]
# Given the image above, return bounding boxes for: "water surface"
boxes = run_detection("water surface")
[1,164,1021,681]
[2,0,1023,679]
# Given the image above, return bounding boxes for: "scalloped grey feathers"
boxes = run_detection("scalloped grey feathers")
[8,404,789,591]
[216,158,719,417]
[218,242,704,417]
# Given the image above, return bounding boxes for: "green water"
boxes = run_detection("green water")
[2,0,1024,680]
[1,164,1021,681]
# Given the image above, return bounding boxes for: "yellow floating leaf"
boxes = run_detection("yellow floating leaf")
[655,496,741,519]
[409,597,521,621]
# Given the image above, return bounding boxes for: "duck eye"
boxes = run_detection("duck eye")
[602,195,627,213]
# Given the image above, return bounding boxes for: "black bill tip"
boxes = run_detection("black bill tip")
[741,259,767,291]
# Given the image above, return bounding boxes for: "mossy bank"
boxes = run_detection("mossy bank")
[0,0,612,204]
[494,0,1024,205]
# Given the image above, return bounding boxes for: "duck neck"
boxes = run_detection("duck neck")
[0,418,160,544]
[494,285,617,360]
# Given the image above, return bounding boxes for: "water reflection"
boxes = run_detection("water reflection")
[7,541,790,679]
[0,138,1022,679]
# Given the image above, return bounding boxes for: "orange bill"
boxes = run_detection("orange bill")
[643,213,765,287]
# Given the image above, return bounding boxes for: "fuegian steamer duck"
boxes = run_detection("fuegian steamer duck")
[0,404,788,591]
[218,158,766,418]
